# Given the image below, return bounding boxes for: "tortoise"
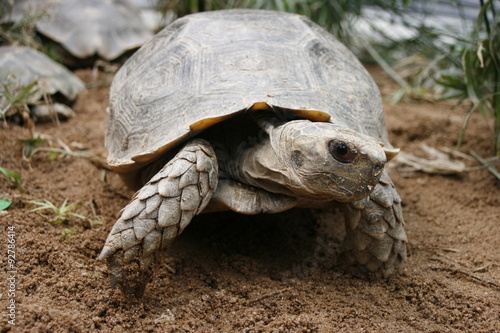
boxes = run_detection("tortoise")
[2,0,152,60]
[99,9,407,296]
[0,46,85,122]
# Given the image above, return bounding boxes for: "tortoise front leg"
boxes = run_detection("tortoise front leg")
[99,139,218,296]
[341,171,407,277]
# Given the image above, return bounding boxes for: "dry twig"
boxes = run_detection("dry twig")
[392,144,467,175]
[246,288,290,306]
[430,256,499,290]
[469,150,500,181]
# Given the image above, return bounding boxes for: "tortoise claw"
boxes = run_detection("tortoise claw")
[98,245,114,261]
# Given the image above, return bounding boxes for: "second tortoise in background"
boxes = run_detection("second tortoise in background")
[1,0,153,60]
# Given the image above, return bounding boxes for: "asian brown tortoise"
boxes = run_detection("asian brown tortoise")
[99,9,407,296]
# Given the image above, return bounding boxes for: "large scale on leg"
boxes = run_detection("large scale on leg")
[100,9,407,296]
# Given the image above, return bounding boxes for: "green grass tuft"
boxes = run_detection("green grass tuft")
[28,199,87,224]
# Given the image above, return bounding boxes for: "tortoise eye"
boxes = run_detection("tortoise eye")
[329,141,356,163]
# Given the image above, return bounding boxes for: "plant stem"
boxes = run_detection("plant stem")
[362,40,410,91]
[470,150,500,180]
[480,0,491,35]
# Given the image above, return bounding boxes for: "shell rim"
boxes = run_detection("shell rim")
[107,102,331,173]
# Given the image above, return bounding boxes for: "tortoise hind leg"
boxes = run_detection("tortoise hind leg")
[99,139,218,297]
[341,171,407,277]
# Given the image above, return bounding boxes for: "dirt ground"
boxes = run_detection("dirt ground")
[0,66,499,333]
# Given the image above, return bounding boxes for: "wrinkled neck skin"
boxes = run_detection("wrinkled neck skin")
[236,124,312,198]
[233,120,388,202]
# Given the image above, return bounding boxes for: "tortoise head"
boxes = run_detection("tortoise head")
[246,120,397,202]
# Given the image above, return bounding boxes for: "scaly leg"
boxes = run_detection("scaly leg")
[341,171,407,277]
[99,139,218,296]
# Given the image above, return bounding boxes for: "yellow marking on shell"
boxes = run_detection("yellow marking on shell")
[248,101,270,111]
[248,102,331,122]
[191,102,332,133]
[291,109,331,122]
[190,113,235,131]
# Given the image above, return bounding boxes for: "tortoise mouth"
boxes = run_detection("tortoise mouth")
[293,170,380,202]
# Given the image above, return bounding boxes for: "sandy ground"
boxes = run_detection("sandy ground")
[0,67,499,332]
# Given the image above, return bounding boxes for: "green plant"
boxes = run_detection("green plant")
[357,1,499,157]
[33,146,100,162]
[28,198,103,227]
[157,0,410,40]
[436,0,499,156]
[255,0,411,40]
[0,198,12,210]
[18,135,48,159]
[61,227,80,239]
[0,166,24,192]
[0,79,39,121]
[0,3,65,63]
[28,199,88,224]
[0,5,45,49]
[17,135,105,165]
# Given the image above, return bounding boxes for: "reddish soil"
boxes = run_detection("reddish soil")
[1,67,499,332]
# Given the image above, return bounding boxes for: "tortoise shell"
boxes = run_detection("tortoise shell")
[0,46,85,102]
[106,9,389,177]
[3,0,152,60]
